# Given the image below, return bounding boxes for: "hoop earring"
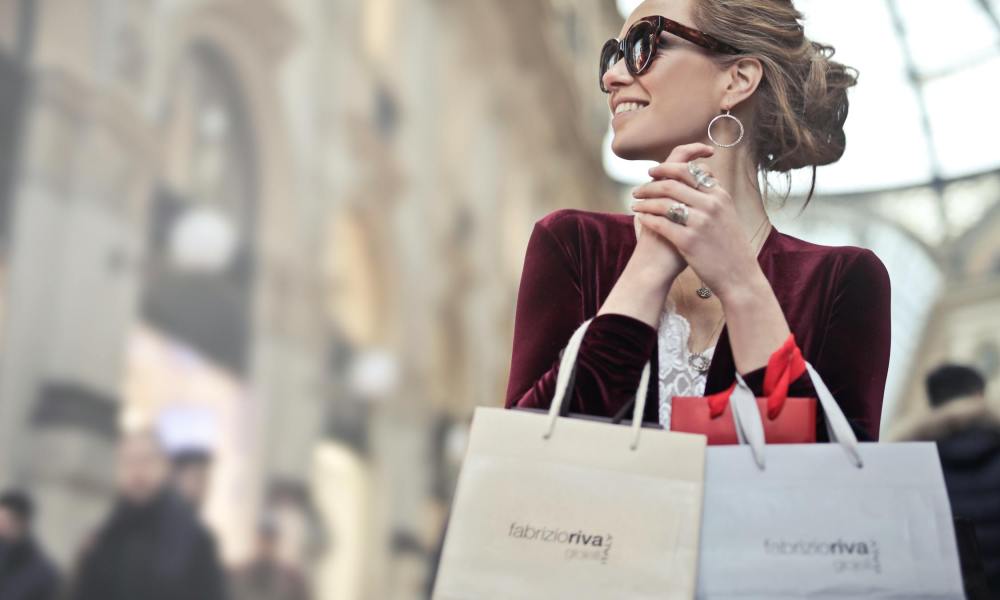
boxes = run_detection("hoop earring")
[707,109,744,148]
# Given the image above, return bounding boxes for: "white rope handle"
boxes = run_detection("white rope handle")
[543,318,652,450]
[805,362,863,468]
[730,373,767,469]
[733,362,863,469]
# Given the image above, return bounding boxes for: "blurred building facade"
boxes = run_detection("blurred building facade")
[0,0,621,598]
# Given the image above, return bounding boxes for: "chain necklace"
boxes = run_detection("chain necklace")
[687,217,771,374]
[696,216,770,300]
[687,314,726,374]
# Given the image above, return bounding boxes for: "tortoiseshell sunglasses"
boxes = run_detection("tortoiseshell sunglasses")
[599,16,742,93]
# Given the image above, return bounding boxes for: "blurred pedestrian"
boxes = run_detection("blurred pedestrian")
[70,430,228,600]
[0,490,59,600]
[170,447,214,510]
[896,364,1000,596]
[229,517,310,600]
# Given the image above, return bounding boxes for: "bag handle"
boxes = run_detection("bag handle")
[729,373,767,469]
[732,361,863,470]
[805,362,863,467]
[543,318,652,450]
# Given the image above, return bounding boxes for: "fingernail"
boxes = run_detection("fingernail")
[631,187,640,197]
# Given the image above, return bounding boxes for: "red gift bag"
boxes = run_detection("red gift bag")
[670,335,817,444]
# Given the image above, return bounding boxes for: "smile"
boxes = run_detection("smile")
[614,101,648,116]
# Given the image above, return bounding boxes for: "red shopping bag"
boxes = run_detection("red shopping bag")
[670,335,817,444]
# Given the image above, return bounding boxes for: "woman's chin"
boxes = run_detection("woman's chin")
[610,138,660,162]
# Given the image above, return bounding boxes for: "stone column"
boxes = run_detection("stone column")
[0,69,158,566]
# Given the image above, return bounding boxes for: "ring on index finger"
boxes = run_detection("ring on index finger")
[687,161,718,189]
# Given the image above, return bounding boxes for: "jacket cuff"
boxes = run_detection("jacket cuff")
[740,365,813,398]
[739,365,767,396]
[584,313,658,358]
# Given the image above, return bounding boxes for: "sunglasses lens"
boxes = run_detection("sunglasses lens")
[599,41,621,92]
[625,21,656,73]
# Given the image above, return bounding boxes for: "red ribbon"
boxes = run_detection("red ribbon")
[706,383,736,419]
[762,334,806,419]
[706,334,805,419]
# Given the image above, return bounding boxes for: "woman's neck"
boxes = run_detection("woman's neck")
[699,148,768,232]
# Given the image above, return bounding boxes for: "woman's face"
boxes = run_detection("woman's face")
[604,0,726,161]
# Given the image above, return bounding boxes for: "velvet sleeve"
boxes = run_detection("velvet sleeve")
[503,214,657,418]
[739,249,891,440]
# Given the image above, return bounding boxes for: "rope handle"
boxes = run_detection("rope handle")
[544,318,652,450]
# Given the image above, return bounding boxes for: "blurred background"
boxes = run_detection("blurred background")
[0,0,998,598]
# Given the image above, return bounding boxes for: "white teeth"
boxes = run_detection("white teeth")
[614,101,646,115]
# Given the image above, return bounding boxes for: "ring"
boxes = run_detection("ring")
[687,161,717,189]
[666,202,689,226]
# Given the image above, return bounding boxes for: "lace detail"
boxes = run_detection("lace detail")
[657,299,715,429]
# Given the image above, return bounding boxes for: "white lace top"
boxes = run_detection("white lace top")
[656,299,715,429]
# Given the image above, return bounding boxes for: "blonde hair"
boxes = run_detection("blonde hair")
[691,0,858,202]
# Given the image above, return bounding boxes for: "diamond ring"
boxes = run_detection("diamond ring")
[688,161,718,189]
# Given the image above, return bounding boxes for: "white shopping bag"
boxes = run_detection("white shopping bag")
[432,318,708,600]
[697,364,965,599]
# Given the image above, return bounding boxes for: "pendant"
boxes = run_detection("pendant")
[688,353,711,374]
[696,286,713,299]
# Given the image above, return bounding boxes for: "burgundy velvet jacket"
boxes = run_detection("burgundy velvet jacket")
[503,209,891,441]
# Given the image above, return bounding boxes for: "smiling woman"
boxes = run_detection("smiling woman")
[611,0,1000,193]
[504,0,890,442]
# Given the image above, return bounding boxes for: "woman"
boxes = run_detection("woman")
[504,0,890,440]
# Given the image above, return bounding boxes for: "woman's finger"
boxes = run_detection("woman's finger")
[635,212,693,250]
[643,162,702,190]
[631,178,713,210]
[663,142,715,165]
[631,198,708,230]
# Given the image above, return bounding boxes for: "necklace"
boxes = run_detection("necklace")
[687,218,772,374]
[696,216,770,300]
[687,315,726,374]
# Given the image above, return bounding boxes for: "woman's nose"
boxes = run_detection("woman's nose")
[602,56,634,92]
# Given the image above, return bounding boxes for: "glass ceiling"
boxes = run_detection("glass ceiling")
[608,0,1000,425]
[608,0,1000,194]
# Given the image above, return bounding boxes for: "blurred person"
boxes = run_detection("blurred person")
[71,430,228,600]
[0,491,59,600]
[505,0,889,441]
[229,518,310,600]
[895,364,1000,596]
[389,529,429,600]
[170,447,214,510]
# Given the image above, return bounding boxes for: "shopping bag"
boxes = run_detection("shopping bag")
[432,318,708,600]
[671,394,816,444]
[672,334,816,444]
[696,362,965,599]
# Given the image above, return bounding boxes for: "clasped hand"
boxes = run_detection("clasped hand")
[631,142,763,303]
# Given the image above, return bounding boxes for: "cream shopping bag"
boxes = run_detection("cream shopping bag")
[432,318,708,600]
[696,364,965,599]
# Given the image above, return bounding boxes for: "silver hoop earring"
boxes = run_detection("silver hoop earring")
[707,109,744,148]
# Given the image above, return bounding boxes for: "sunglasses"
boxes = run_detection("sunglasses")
[599,16,741,93]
